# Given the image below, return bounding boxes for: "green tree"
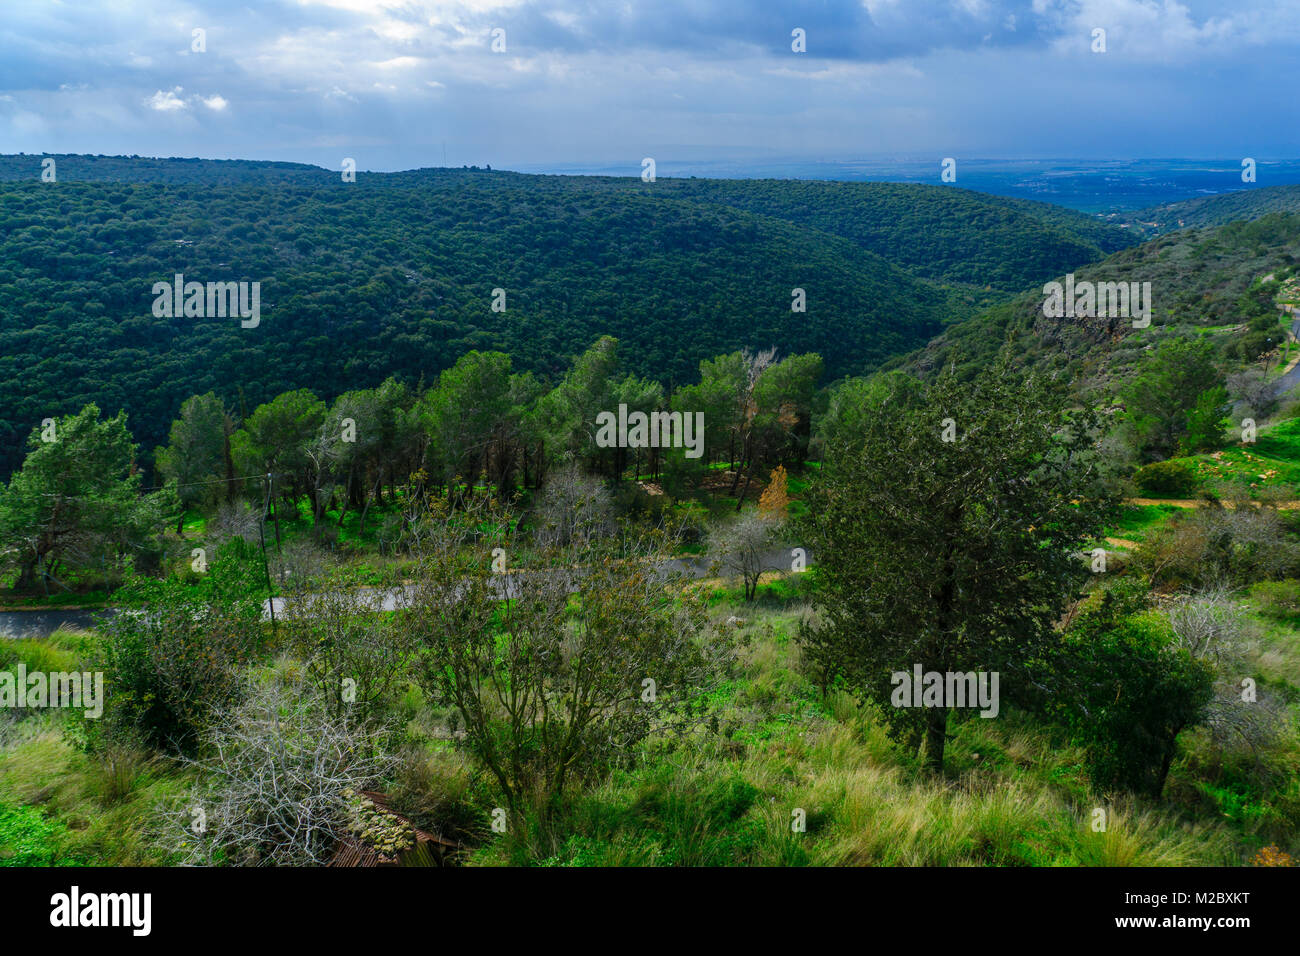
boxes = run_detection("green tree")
[404,498,721,813]
[420,350,514,495]
[801,358,1115,772]
[1121,338,1224,461]
[1056,602,1214,797]
[156,393,231,534]
[1180,386,1229,455]
[0,405,171,592]
[230,389,326,538]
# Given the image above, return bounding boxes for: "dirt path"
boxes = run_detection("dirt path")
[1127,497,1300,509]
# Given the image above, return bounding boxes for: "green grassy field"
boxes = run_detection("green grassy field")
[6,576,1296,868]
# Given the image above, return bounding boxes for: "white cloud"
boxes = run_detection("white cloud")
[200,94,228,110]
[145,87,187,111]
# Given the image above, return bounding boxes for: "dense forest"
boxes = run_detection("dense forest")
[901,211,1300,392]
[1134,184,1300,234]
[0,154,1141,477]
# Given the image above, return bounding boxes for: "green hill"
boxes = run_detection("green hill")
[0,154,1135,474]
[902,212,1300,393]
[1133,184,1300,234]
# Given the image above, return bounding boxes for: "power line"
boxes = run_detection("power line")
[30,472,282,500]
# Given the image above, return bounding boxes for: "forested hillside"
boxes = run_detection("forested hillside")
[1135,184,1300,234]
[903,212,1300,392]
[0,154,1134,476]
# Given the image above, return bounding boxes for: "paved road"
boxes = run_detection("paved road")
[1272,311,1300,399]
[2,548,812,639]
[0,608,110,640]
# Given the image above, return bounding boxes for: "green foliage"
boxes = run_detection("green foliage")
[1137,184,1300,232]
[0,404,173,591]
[1133,459,1200,497]
[404,500,724,812]
[1058,609,1215,797]
[0,158,1144,477]
[155,392,231,528]
[906,214,1300,411]
[1180,386,1230,455]
[801,355,1116,771]
[1121,338,1224,462]
[86,538,267,753]
[0,802,74,866]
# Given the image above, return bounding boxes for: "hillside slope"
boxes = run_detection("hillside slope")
[1133,184,1300,234]
[0,155,1135,473]
[901,212,1300,394]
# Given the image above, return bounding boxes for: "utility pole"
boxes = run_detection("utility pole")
[260,472,277,635]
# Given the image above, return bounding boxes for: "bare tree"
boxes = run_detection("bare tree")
[711,510,784,601]
[531,463,613,549]
[1168,590,1285,756]
[207,500,262,545]
[1228,367,1279,421]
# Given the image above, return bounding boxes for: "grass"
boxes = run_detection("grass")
[1139,417,1300,500]
[1100,504,1183,546]
[4,585,1296,868]
[467,592,1271,867]
[0,629,192,865]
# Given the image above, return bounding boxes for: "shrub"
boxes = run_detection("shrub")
[163,680,396,866]
[88,538,266,754]
[1134,460,1199,497]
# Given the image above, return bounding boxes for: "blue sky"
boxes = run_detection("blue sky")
[1,0,1297,172]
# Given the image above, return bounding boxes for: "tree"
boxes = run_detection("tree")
[1120,337,1224,461]
[530,463,613,549]
[1227,367,1278,421]
[1057,605,1214,797]
[801,357,1116,772]
[535,336,620,472]
[403,498,723,814]
[711,509,784,602]
[230,389,326,540]
[0,405,171,592]
[421,351,514,495]
[156,393,231,534]
[281,563,415,719]
[757,465,790,521]
[1180,386,1229,455]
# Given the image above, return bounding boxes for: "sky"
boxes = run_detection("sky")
[1,0,1297,173]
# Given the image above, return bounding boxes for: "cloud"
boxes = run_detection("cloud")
[145,87,187,111]
[0,0,1296,167]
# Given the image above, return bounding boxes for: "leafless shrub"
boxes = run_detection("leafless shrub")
[207,500,262,545]
[1169,590,1286,757]
[1228,367,1279,421]
[1139,500,1300,587]
[269,538,331,591]
[160,679,396,867]
[531,463,613,549]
